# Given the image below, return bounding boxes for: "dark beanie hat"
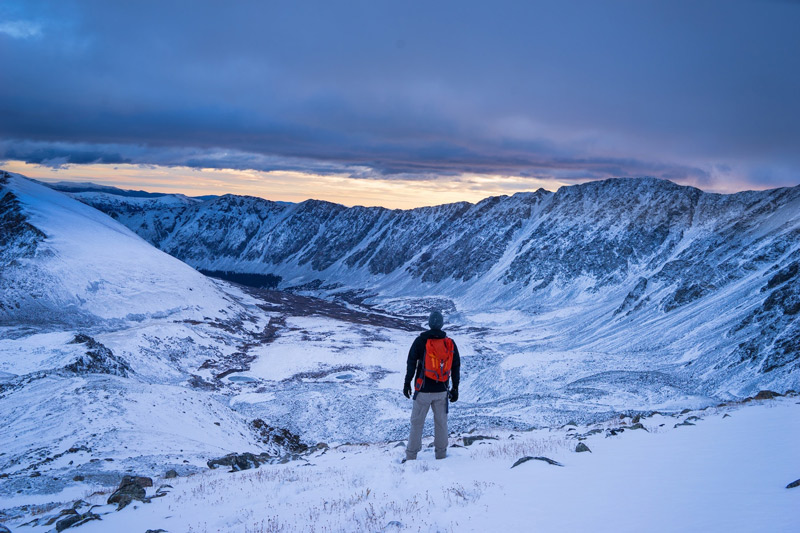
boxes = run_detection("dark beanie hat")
[428,310,444,330]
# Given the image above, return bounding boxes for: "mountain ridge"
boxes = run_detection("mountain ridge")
[58,175,800,393]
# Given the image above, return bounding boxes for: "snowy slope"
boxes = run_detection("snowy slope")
[0,173,231,326]
[4,396,798,533]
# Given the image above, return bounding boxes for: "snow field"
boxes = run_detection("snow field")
[14,398,797,533]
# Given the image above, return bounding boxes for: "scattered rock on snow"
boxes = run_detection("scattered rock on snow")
[575,442,591,453]
[207,452,272,471]
[165,469,178,479]
[787,479,800,489]
[629,423,648,431]
[511,456,563,468]
[674,421,695,428]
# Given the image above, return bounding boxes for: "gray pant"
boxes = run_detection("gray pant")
[406,391,448,460]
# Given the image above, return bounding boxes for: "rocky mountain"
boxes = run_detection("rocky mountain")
[68,177,800,391]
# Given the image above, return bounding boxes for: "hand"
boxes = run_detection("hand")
[449,388,458,403]
[403,382,412,399]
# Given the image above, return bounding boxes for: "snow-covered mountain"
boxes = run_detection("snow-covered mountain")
[69,177,800,395]
[0,173,232,326]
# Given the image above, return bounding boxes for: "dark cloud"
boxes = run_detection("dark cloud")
[1,1,799,188]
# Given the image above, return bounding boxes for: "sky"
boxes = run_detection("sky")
[1,1,799,208]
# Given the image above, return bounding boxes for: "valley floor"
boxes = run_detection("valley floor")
[3,397,798,533]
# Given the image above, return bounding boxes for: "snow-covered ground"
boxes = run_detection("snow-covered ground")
[3,397,798,532]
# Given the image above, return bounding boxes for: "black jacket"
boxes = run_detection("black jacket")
[404,328,460,393]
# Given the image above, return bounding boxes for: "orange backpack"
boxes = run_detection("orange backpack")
[415,337,455,391]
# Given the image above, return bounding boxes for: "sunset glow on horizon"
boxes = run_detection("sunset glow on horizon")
[1,160,578,209]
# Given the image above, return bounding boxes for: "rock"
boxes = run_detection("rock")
[165,469,178,479]
[145,530,168,533]
[674,421,695,428]
[207,452,272,471]
[680,408,691,415]
[55,515,82,531]
[30,471,41,477]
[0,524,11,533]
[463,435,499,446]
[631,414,641,424]
[723,414,731,418]
[565,420,578,427]
[384,521,403,530]
[45,509,78,526]
[511,456,563,468]
[107,475,153,510]
[73,475,85,481]
[55,512,99,531]
[686,416,702,422]
[787,479,800,489]
[393,441,406,448]
[315,442,329,450]
[754,390,780,400]
[629,423,648,431]
[575,442,591,453]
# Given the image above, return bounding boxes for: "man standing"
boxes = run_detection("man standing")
[403,310,460,460]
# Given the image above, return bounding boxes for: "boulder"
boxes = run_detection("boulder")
[511,456,563,468]
[55,512,99,531]
[107,475,153,510]
[629,423,648,431]
[787,479,800,489]
[165,469,178,479]
[463,435,498,446]
[0,524,10,533]
[575,442,591,453]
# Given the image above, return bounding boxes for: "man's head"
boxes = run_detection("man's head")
[428,310,444,330]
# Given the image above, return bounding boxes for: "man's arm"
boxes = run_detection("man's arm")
[404,336,422,386]
[451,341,460,390]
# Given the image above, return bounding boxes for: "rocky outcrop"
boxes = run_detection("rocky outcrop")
[251,419,309,454]
[64,334,132,377]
